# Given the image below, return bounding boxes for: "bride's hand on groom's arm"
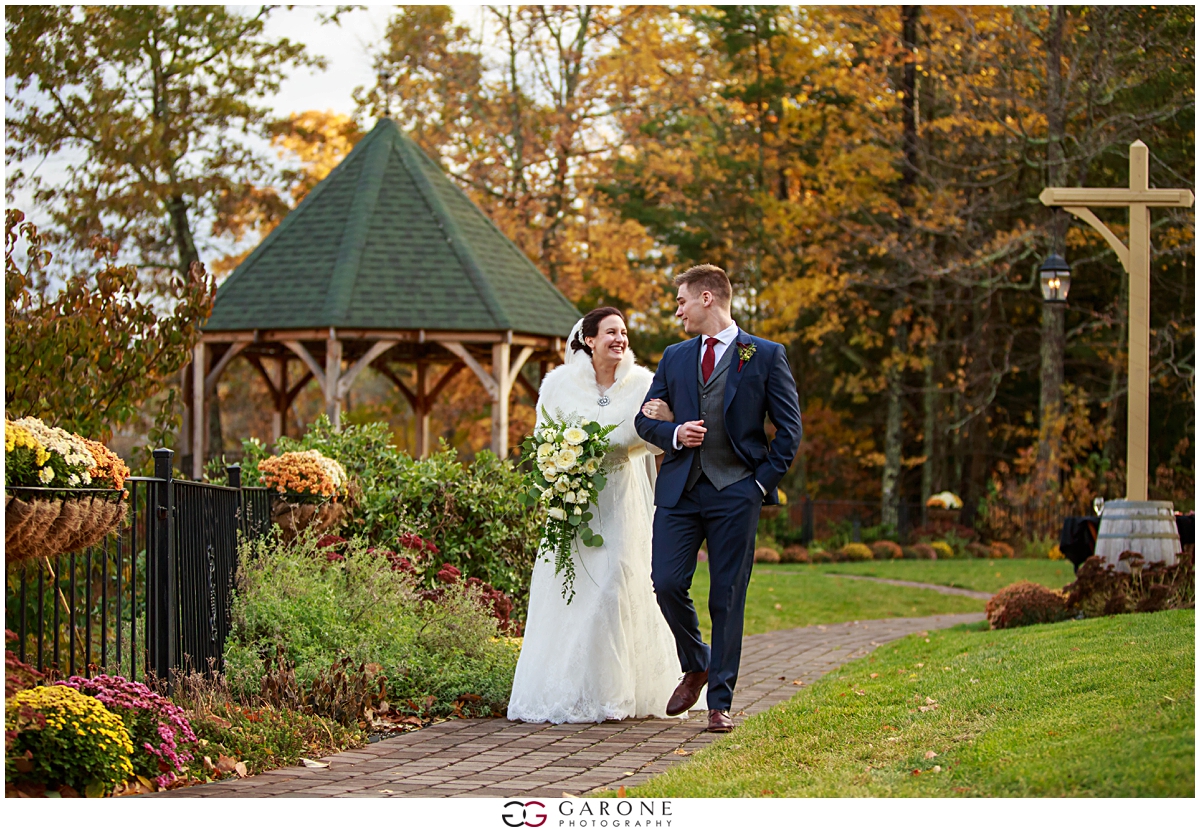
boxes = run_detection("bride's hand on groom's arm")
[641,398,673,422]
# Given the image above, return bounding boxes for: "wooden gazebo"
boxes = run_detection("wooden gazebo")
[184,118,580,478]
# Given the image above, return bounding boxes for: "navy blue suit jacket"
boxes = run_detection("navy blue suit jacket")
[635,329,803,509]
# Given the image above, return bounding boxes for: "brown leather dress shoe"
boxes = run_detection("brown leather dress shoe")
[706,709,734,733]
[665,670,708,716]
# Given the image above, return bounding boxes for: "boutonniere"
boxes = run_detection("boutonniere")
[736,341,756,372]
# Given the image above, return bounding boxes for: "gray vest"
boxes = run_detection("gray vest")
[686,338,753,491]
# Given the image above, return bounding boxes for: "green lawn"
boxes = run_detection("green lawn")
[625,610,1195,797]
[691,563,985,639]
[820,558,1077,594]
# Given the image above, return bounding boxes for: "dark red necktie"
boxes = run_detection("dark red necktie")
[702,337,719,383]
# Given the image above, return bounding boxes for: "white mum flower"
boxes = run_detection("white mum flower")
[547,507,566,521]
[563,426,588,446]
[38,467,54,484]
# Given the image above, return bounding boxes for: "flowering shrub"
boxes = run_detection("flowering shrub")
[58,674,197,788]
[259,449,347,500]
[840,542,874,562]
[870,540,903,560]
[780,545,810,563]
[905,543,938,560]
[989,541,1016,559]
[5,417,93,487]
[6,684,134,796]
[79,437,130,489]
[986,581,1068,629]
[4,418,129,490]
[930,540,955,559]
[5,630,44,697]
[223,532,518,717]
[926,491,963,510]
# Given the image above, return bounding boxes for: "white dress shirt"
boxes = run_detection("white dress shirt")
[669,322,766,495]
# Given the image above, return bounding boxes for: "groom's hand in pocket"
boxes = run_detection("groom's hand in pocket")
[676,420,707,448]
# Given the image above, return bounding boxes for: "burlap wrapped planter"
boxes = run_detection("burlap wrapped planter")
[270,498,345,544]
[4,491,127,564]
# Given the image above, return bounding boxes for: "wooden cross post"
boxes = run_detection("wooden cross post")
[1039,140,1194,500]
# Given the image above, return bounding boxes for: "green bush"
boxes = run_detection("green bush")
[228,417,541,614]
[223,531,519,718]
[6,685,134,796]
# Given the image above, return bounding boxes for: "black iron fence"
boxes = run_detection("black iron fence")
[6,449,274,683]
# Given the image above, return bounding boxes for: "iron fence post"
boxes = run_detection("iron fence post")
[226,464,241,490]
[802,497,814,545]
[151,448,177,687]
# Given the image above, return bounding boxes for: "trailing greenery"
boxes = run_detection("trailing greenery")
[624,610,1195,797]
[223,530,519,718]
[225,417,541,613]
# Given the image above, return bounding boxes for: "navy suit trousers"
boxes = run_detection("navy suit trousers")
[650,474,763,711]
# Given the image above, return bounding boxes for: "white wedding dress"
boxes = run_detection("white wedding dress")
[507,338,683,723]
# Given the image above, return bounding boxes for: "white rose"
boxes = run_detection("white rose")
[554,449,578,472]
[563,490,576,503]
[584,458,600,474]
[563,426,588,446]
[537,442,555,458]
[541,488,554,501]
[556,478,569,492]
[548,507,566,521]
[576,497,588,510]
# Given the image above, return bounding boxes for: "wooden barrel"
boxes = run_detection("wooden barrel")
[1094,500,1181,571]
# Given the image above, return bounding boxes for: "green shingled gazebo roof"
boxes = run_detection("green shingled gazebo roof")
[205,118,579,337]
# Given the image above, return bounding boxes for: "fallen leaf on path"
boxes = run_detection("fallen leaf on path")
[925,751,938,759]
[673,749,690,756]
[379,789,394,794]
[869,673,879,679]
[301,758,330,769]
[234,762,248,778]
[792,680,805,686]
[215,755,239,776]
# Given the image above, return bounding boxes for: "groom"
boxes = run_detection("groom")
[636,264,802,733]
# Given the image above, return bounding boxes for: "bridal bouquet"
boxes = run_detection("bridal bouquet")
[518,408,618,603]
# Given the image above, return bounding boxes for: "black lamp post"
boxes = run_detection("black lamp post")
[1039,253,1072,303]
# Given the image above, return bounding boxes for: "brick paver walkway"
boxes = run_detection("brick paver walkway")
[158,612,983,799]
[824,573,993,600]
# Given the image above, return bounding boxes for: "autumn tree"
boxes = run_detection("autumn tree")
[5,209,214,451]
[5,5,322,286]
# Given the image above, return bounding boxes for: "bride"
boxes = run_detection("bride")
[507,307,683,723]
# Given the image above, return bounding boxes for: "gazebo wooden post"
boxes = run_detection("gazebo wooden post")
[191,341,207,480]
[491,341,512,457]
[272,357,287,443]
[415,361,431,459]
[324,330,343,428]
